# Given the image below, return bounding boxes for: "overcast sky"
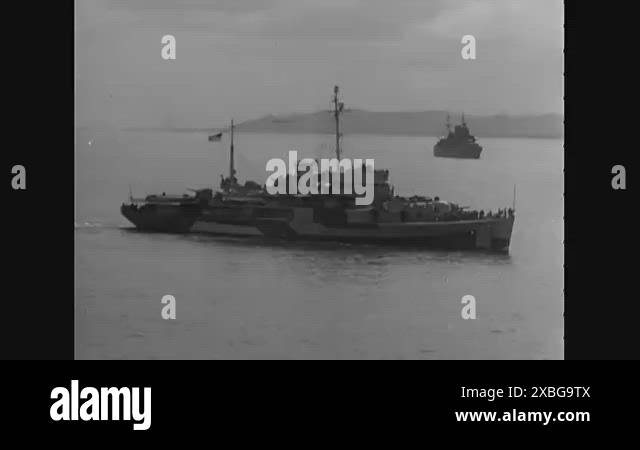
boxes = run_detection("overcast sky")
[75,0,563,128]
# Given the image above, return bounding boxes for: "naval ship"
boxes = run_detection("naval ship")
[433,114,483,159]
[121,86,515,252]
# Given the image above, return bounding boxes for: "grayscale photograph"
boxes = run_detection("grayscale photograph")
[75,0,563,359]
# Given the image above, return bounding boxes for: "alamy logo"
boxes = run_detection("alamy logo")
[50,380,151,431]
[265,151,375,205]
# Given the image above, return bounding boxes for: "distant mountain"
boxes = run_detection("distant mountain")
[236,110,563,138]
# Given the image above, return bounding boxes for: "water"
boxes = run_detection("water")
[75,128,563,359]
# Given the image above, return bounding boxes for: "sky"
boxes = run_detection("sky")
[75,0,563,128]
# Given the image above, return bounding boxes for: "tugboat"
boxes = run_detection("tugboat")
[433,114,483,159]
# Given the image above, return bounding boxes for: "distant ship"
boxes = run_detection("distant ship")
[433,114,483,159]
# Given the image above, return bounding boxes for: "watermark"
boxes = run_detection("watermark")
[461,294,476,319]
[161,294,176,320]
[461,35,476,60]
[11,165,26,190]
[611,164,626,190]
[265,151,375,205]
[161,34,176,60]
[50,380,151,431]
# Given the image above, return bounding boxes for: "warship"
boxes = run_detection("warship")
[121,86,515,252]
[433,114,483,159]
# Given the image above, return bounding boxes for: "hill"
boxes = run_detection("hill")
[235,110,562,138]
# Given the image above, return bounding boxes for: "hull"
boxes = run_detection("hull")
[191,220,262,236]
[433,143,482,159]
[189,203,274,236]
[121,195,514,252]
[121,203,201,233]
[256,208,514,252]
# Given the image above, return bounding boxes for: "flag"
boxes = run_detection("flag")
[208,132,222,142]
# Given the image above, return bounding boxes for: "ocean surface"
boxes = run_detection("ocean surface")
[75,128,563,359]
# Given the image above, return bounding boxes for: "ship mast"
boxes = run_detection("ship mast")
[229,119,236,182]
[332,85,344,159]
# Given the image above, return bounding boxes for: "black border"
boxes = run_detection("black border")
[564,1,638,359]
[4,1,75,359]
